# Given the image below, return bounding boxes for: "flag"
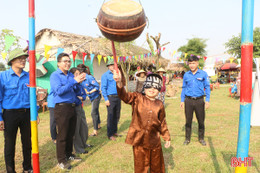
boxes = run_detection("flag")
[90,54,95,64]
[5,35,16,52]
[82,52,87,64]
[36,54,41,61]
[56,48,64,61]
[1,52,7,60]
[103,56,107,63]
[72,51,78,62]
[97,55,102,65]
[44,45,52,58]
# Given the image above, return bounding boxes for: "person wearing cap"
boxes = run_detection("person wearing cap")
[180,55,210,146]
[156,67,167,104]
[50,53,86,170]
[101,59,121,141]
[114,71,171,173]
[135,69,147,93]
[0,48,35,173]
[134,66,141,82]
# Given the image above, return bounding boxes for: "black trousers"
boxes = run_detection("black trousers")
[49,108,57,140]
[106,96,121,137]
[184,97,205,140]
[54,104,77,163]
[3,109,32,173]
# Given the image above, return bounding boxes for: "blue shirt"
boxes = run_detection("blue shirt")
[75,85,87,106]
[50,68,81,104]
[101,70,117,101]
[181,69,211,102]
[81,74,100,102]
[47,90,55,108]
[0,68,30,121]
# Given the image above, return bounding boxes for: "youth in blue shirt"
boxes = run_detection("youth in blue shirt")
[180,55,211,146]
[78,64,101,136]
[101,59,121,141]
[0,48,34,172]
[50,53,85,170]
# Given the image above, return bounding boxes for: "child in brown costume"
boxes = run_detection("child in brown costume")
[114,71,171,173]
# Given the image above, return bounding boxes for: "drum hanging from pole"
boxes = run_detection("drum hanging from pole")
[97,0,146,42]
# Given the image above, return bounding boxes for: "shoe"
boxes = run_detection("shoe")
[90,133,97,137]
[67,154,82,161]
[85,144,93,148]
[57,162,71,170]
[114,133,122,137]
[23,169,33,173]
[52,139,56,144]
[183,139,190,145]
[199,139,206,146]
[108,136,116,141]
[77,151,88,154]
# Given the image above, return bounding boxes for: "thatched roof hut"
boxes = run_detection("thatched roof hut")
[166,63,185,72]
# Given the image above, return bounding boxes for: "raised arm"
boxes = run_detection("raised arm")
[50,73,78,96]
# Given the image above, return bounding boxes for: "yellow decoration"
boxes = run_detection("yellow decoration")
[1,52,7,60]
[97,55,102,66]
[44,45,52,58]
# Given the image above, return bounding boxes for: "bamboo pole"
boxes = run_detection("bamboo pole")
[235,0,254,172]
[29,0,40,172]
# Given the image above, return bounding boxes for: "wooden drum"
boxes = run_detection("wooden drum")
[97,0,146,42]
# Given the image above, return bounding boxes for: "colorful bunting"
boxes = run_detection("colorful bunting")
[44,45,52,58]
[230,58,234,63]
[4,35,16,52]
[90,54,95,64]
[36,54,41,61]
[203,56,207,61]
[82,52,87,64]
[1,52,7,60]
[56,48,64,60]
[72,51,78,62]
[184,53,188,58]
[97,55,102,65]
[103,56,107,63]
[45,54,50,60]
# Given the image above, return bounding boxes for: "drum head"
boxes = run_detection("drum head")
[102,0,143,17]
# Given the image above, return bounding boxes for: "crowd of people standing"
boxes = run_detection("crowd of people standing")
[0,49,210,173]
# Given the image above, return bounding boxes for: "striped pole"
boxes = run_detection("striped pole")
[29,0,40,172]
[235,0,254,172]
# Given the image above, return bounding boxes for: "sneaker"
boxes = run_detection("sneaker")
[183,139,190,145]
[67,154,82,161]
[57,162,71,170]
[199,139,206,146]
[23,169,33,173]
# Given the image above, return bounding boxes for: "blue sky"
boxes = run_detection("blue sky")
[0,0,259,62]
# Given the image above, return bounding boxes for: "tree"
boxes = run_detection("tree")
[0,29,21,64]
[178,37,208,69]
[0,62,6,71]
[225,27,260,58]
[146,33,170,69]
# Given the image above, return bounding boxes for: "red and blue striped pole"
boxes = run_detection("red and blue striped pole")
[29,0,40,172]
[235,0,254,172]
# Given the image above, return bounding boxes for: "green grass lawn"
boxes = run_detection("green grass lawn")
[0,85,260,173]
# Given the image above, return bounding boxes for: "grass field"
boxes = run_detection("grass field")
[0,85,260,173]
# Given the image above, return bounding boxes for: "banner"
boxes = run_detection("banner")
[82,52,87,64]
